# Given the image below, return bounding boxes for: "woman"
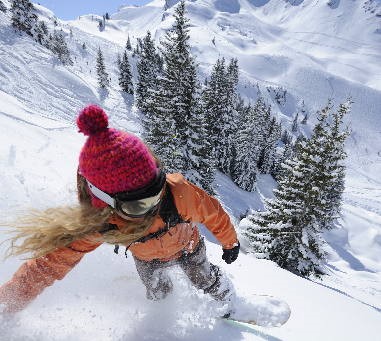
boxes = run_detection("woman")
[0,105,240,314]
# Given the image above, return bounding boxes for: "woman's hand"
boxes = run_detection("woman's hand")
[222,242,240,264]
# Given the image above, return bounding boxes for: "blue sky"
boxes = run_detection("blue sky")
[35,1,152,20]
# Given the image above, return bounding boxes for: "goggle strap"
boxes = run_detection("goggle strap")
[86,180,116,208]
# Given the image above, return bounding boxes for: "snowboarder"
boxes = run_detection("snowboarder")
[0,105,240,314]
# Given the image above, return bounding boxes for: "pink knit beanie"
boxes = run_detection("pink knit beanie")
[77,105,158,208]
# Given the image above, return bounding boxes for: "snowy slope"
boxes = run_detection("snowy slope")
[1,0,381,340]
[0,1,142,134]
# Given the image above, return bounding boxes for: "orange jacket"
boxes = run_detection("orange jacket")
[0,174,237,313]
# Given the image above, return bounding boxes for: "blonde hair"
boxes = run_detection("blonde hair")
[3,172,156,259]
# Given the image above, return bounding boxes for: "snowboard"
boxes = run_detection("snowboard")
[222,295,291,327]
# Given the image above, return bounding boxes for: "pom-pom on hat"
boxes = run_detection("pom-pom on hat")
[77,105,158,208]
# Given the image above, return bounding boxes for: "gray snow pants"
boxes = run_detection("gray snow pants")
[133,238,232,301]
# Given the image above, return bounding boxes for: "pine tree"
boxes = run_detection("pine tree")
[219,58,240,175]
[324,102,350,224]
[245,141,326,277]
[300,101,308,124]
[301,113,308,125]
[308,101,351,229]
[202,57,227,157]
[98,16,105,31]
[150,1,199,173]
[118,50,134,94]
[252,101,281,174]
[11,0,37,36]
[271,140,294,181]
[186,99,216,194]
[294,133,305,148]
[291,112,299,133]
[201,57,240,176]
[126,35,132,50]
[232,100,261,191]
[96,48,110,88]
[244,101,350,277]
[257,116,281,174]
[50,31,73,65]
[136,31,161,116]
[160,0,197,141]
[133,38,142,57]
[32,20,49,46]
[144,95,178,172]
[281,129,292,145]
[0,1,7,12]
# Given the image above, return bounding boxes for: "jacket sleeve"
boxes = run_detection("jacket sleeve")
[0,236,101,313]
[169,174,238,249]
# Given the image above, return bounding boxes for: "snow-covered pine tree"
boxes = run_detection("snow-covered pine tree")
[202,57,227,157]
[271,135,294,181]
[245,100,350,277]
[300,101,308,124]
[229,97,245,184]
[302,103,333,229]
[0,1,6,12]
[32,20,49,46]
[294,133,305,148]
[118,50,134,94]
[308,101,351,230]
[297,102,347,231]
[281,129,292,145]
[322,101,350,226]
[301,113,308,125]
[232,100,261,191]
[98,16,105,31]
[151,1,199,173]
[201,57,240,177]
[10,0,37,36]
[219,58,240,175]
[257,116,281,174]
[185,98,216,194]
[132,38,142,57]
[96,48,110,88]
[50,31,73,65]
[245,139,326,277]
[144,93,178,172]
[291,112,299,133]
[126,35,132,50]
[254,101,281,175]
[136,31,161,116]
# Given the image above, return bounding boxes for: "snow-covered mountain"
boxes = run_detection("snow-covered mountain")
[1,0,381,340]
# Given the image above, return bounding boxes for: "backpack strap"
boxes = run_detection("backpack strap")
[158,185,186,227]
[132,185,187,245]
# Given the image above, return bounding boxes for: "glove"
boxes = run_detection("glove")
[222,242,240,264]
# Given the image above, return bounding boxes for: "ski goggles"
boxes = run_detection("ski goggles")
[86,169,166,218]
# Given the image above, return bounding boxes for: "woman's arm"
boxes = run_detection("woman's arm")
[168,174,239,249]
[0,237,101,313]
